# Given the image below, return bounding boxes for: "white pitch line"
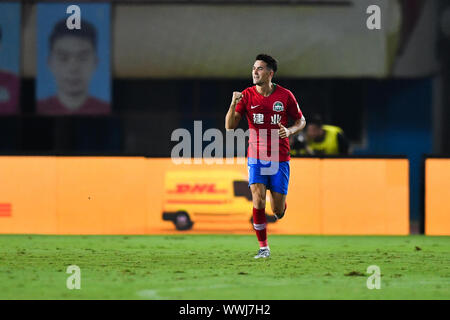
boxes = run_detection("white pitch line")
[136,284,232,299]
[136,289,165,300]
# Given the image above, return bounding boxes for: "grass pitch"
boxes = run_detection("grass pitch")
[0,235,449,300]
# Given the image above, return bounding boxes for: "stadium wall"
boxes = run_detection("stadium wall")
[0,157,409,235]
[20,1,436,78]
[353,78,433,230]
[425,158,450,236]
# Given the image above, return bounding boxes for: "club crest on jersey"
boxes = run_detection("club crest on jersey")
[273,101,284,112]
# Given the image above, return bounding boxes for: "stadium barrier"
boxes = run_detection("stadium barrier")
[425,157,450,235]
[0,156,409,235]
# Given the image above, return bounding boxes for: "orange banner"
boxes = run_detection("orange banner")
[425,159,450,235]
[0,157,409,235]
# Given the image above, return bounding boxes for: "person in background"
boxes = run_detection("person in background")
[290,114,349,156]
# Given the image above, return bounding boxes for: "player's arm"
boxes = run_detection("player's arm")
[278,116,306,139]
[279,91,306,138]
[225,91,243,130]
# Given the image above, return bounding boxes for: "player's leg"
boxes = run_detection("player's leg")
[248,158,270,258]
[268,161,289,220]
[250,182,266,210]
[269,191,287,220]
[250,183,270,258]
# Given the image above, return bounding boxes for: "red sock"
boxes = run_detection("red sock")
[253,207,268,247]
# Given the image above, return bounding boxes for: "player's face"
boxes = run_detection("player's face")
[252,60,272,86]
[48,36,97,97]
[306,124,323,141]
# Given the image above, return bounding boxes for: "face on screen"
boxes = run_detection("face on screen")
[48,36,97,97]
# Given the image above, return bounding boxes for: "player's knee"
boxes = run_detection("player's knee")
[253,198,265,209]
[251,192,266,209]
[252,194,265,209]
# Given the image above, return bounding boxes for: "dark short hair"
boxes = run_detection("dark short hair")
[308,114,323,127]
[49,19,97,52]
[255,54,277,73]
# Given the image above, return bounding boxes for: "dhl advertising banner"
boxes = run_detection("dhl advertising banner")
[0,157,409,235]
[425,159,450,236]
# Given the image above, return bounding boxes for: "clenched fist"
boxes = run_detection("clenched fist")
[231,91,243,106]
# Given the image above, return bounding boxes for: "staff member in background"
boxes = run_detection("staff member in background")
[290,114,349,156]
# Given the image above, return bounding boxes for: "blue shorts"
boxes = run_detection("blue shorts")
[247,157,290,195]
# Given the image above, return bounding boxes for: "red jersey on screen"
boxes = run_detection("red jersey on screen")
[0,70,20,114]
[37,96,110,115]
[235,84,303,162]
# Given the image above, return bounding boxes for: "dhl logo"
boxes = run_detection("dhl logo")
[0,203,11,217]
[168,184,227,194]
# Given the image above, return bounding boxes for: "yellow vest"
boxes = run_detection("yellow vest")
[307,125,343,155]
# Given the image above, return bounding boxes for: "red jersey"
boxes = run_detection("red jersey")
[235,84,303,162]
[37,96,110,115]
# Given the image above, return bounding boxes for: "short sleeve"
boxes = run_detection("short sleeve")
[235,91,248,116]
[286,90,303,121]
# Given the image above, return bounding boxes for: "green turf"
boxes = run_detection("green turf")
[0,235,448,300]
